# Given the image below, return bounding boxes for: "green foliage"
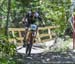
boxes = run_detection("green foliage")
[0,0,72,63]
[39,0,71,34]
[0,0,71,31]
[0,35,16,64]
[0,35,16,56]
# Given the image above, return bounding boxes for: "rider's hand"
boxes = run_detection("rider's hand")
[40,24,45,27]
[22,21,25,24]
[42,24,45,27]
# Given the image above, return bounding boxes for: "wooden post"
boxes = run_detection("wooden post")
[11,31,17,44]
[19,31,21,37]
[12,31,15,38]
[18,31,23,43]
[37,31,41,43]
[48,28,52,39]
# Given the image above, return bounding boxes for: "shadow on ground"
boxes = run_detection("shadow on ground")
[14,51,75,64]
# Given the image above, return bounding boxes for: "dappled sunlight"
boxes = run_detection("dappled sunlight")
[17,46,45,54]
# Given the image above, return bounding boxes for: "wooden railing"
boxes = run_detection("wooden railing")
[8,26,59,46]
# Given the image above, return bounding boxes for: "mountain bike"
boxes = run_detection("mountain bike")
[25,24,37,56]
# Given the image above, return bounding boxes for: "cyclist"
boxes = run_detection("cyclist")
[22,9,45,56]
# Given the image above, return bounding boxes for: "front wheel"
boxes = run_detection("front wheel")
[26,31,33,56]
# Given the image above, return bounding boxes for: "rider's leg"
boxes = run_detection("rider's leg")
[24,23,30,39]
[23,24,30,47]
[25,27,28,37]
[32,28,38,43]
[23,28,28,47]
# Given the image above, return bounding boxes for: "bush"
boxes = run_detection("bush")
[0,35,16,64]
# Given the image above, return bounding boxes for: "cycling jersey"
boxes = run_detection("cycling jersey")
[24,11,42,28]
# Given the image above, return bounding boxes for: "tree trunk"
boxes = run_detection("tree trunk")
[5,0,11,38]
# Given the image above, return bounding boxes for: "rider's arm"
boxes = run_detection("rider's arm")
[38,16,45,27]
[34,12,45,26]
[19,15,26,24]
[21,14,28,24]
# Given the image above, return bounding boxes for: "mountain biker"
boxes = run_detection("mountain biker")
[22,10,45,56]
[22,10,45,39]
[24,10,41,25]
